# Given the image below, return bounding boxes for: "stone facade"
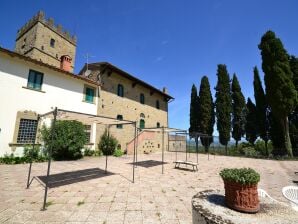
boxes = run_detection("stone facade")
[15,11,76,72]
[79,64,172,154]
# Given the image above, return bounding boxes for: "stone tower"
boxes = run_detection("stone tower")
[15,11,77,72]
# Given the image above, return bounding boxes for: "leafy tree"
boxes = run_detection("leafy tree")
[259,30,297,157]
[198,76,215,151]
[245,98,257,145]
[189,84,200,153]
[253,66,270,155]
[98,129,118,173]
[215,64,232,154]
[41,120,86,160]
[231,74,246,148]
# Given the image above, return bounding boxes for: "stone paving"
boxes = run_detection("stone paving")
[0,152,297,223]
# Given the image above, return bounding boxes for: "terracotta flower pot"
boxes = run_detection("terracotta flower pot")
[223,180,260,213]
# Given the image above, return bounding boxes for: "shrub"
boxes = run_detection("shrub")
[98,130,118,156]
[242,146,260,158]
[113,149,124,157]
[98,130,118,173]
[41,120,87,160]
[220,168,260,185]
[83,148,95,156]
[24,145,40,160]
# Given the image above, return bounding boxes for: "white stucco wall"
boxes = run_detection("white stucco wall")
[0,52,98,156]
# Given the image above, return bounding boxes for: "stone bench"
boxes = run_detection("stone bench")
[174,160,198,171]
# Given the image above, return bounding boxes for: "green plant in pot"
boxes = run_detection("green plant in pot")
[219,168,260,213]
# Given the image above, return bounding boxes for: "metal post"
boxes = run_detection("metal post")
[42,107,57,211]
[136,128,139,167]
[132,122,137,183]
[175,133,177,161]
[105,125,110,174]
[162,127,164,174]
[27,115,40,188]
[196,133,198,164]
[208,136,210,161]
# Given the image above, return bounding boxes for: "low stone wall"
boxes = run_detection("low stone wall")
[192,190,234,224]
[192,190,298,224]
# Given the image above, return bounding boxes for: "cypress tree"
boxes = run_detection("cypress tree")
[189,84,199,152]
[198,76,215,152]
[269,111,286,155]
[289,56,298,156]
[258,30,297,157]
[245,98,257,145]
[231,74,246,148]
[215,64,232,154]
[253,66,269,155]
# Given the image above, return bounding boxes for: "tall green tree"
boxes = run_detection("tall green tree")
[253,66,270,155]
[245,98,258,145]
[231,74,246,148]
[215,64,232,154]
[269,111,286,155]
[259,30,297,157]
[289,56,298,156]
[189,84,200,152]
[198,76,215,151]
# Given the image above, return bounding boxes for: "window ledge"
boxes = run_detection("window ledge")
[9,143,41,147]
[82,100,95,104]
[22,86,45,93]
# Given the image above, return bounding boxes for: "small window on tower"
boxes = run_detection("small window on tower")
[50,38,55,48]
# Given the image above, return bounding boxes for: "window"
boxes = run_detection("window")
[84,86,95,103]
[157,122,160,128]
[27,69,44,90]
[84,125,91,143]
[116,115,123,129]
[17,119,38,143]
[50,38,55,48]
[156,100,160,109]
[117,84,124,97]
[140,119,145,129]
[140,93,145,104]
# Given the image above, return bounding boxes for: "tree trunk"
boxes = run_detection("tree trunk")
[265,140,268,157]
[195,137,199,154]
[225,144,228,155]
[105,155,108,173]
[235,140,238,149]
[283,117,293,157]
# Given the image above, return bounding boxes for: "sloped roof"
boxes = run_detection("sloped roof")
[0,47,98,86]
[79,62,174,100]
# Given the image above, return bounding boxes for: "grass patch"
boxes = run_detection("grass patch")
[77,201,85,206]
[45,201,54,208]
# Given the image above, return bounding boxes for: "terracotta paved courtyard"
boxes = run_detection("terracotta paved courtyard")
[0,152,297,223]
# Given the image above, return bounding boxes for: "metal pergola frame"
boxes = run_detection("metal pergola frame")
[26,107,137,210]
[136,127,186,174]
[187,132,214,161]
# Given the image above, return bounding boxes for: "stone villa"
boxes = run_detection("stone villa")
[0,11,173,156]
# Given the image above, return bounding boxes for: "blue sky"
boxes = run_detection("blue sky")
[1,0,298,132]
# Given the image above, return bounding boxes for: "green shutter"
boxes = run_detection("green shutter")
[27,70,43,90]
[85,87,94,103]
[140,119,145,129]
[117,115,123,129]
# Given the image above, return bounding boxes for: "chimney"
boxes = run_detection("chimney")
[162,87,168,94]
[60,55,72,72]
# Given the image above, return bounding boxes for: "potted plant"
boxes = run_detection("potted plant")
[219,168,260,213]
